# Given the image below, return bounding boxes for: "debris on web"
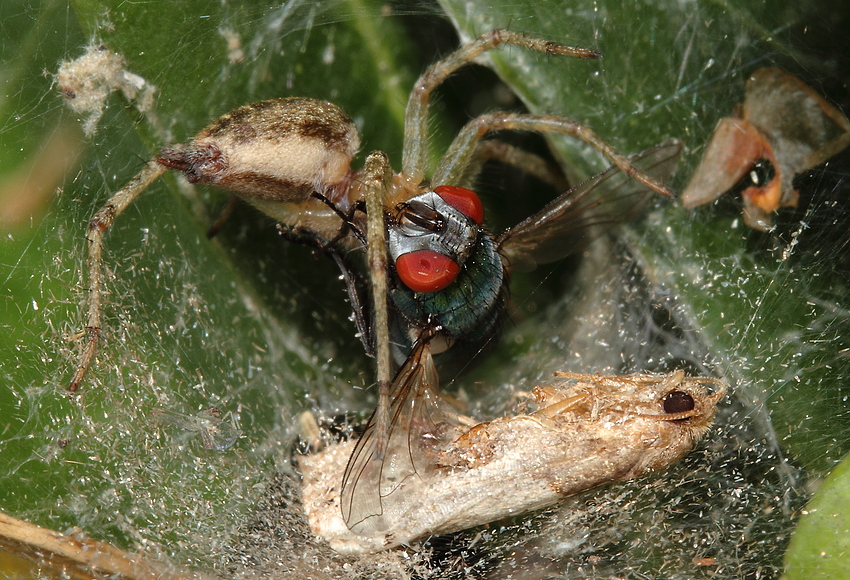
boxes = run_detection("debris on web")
[56,44,158,136]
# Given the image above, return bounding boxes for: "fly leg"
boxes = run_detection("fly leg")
[433,113,675,198]
[68,160,168,392]
[328,250,374,357]
[401,29,600,181]
[311,192,367,248]
[275,223,375,357]
[361,151,393,458]
[206,194,240,239]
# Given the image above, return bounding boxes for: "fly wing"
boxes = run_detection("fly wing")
[498,140,682,272]
[340,339,462,536]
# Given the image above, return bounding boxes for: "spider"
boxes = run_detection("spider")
[68,29,675,466]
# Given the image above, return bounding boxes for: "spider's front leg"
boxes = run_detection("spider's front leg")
[401,29,601,183]
[69,161,167,392]
[360,151,393,457]
[433,112,676,198]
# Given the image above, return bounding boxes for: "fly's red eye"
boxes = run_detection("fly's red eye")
[434,185,484,225]
[395,250,460,293]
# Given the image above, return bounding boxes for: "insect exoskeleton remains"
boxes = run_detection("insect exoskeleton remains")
[300,360,726,554]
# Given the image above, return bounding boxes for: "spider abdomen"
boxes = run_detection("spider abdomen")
[157,97,360,204]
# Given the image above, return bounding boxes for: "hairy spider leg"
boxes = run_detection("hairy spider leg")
[361,151,394,458]
[401,29,601,181]
[470,140,569,191]
[69,160,167,392]
[434,113,676,198]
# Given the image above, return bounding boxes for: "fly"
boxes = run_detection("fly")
[384,141,682,368]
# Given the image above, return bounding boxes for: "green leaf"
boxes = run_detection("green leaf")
[441,0,850,577]
[783,453,850,579]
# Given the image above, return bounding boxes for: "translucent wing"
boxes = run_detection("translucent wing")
[340,339,463,535]
[498,140,682,271]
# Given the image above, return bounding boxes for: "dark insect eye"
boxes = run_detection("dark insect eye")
[726,158,777,198]
[747,158,775,187]
[400,200,445,232]
[662,390,695,414]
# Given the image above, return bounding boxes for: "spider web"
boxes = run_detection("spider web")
[0,0,848,578]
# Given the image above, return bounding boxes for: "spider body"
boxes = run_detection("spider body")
[156,97,365,243]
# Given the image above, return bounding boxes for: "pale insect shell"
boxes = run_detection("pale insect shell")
[681,68,850,230]
[299,370,725,554]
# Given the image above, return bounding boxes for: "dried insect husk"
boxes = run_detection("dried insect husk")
[299,370,725,554]
[681,68,850,230]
